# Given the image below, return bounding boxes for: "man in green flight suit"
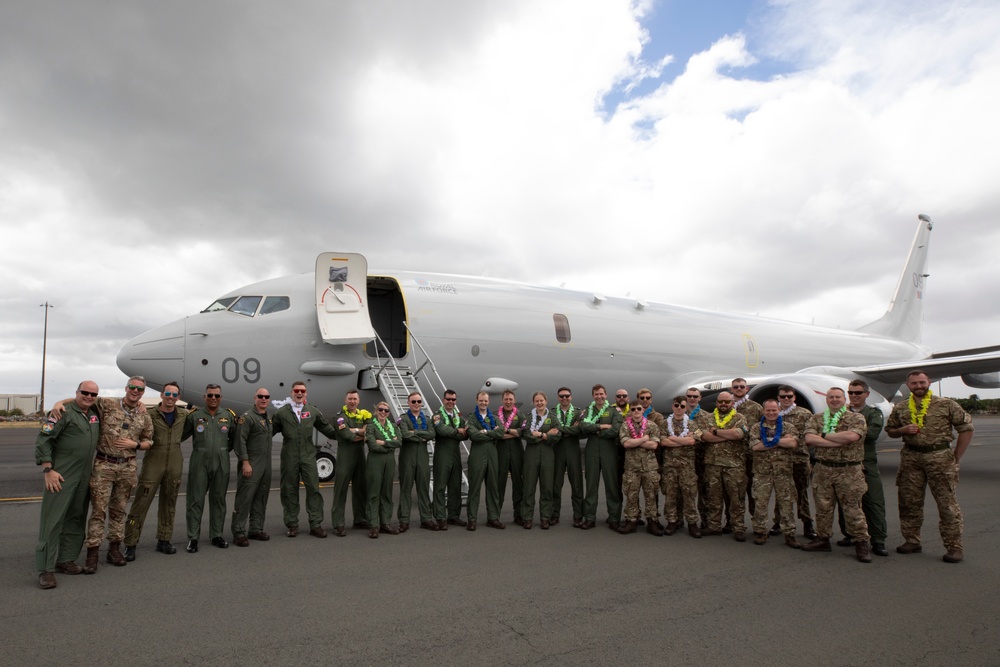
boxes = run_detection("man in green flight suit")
[465,391,506,530]
[580,384,624,531]
[124,381,188,560]
[496,390,525,526]
[272,381,338,538]
[183,384,237,552]
[432,389,466,530]
[397,392,437,532]
[231,387,274,546]
[35,380,102,589]
[331,389,370,536]
[551,387,584,527]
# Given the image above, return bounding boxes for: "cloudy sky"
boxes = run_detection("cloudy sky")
[2,0,999,405]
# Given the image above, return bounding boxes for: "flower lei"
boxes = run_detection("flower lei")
[408,411,427,430]
[498,407,518,430]
[556,404,575,427]
[822,406,847,434]
[475,409,497,430]
[438,406,461,428]
[618,402,630,415]
[667,414,690,437]
[373,418,396,441]
[733,395,749,409]
[343,405,372,421]
[626,416,648,439]
[713,408,736,428]
[760,416,783,448]
[689,405,701,419]
[908,390,932,429]
[778,403,797,417]
[530,408,548,432]
[582,401,609,424]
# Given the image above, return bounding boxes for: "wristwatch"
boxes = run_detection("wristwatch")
[42,466,53,474]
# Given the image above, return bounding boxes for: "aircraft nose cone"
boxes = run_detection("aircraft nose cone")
[117,318,186,387]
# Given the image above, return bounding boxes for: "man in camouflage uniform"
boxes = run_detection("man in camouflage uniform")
[183,384,237,551]
[465,391,505,530]
[886,370,974,563]
[82,377,153,571]
[660,395,702,538]
[772,386,816,539]
[275,382,339,538]
[397,392,436,532]
[231,387,274,546]
[699,392,749,542]
[636,388,665,528]
[35,381,102,589]
[433,389,466,530]
[837,380,888,556]
[750,399,802,548]
[124,381,187,560]
[685,387,713,523]
[496,390,525,527]
[580,384,624,530]
[619,404,661,535]
[331,389,370,535]
[731,378,762,521]
[551,387,584,527]
[802,387,871,562]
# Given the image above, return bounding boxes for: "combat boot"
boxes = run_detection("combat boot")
[83,546,99,574]
[803,519,817,539]
[784,535,803,549]
[618,520,636,534]
[687,524,702,538]
[802,537,832,552]
[106,542,127,566]
[855,540,872,563]
[646,520,664,537]
[753,532,767,545]
[124,545,136,562]
[943,549,964,563]
[664,521,677,536]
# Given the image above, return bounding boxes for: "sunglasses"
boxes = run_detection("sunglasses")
[685,395,699,399]
[444,397,457,402]
[778,394,795,399]
[630,406,643,412]
[206,393,221,399]
[163,391,180,398]
[377,407,390,413]
[847,390,866,395]
[78,390,98,398]
[673,403,684,408]
[616,395,628,399]
[558,394,571,399]
[256,394,270,399]
[638,395,651,400]
[731,385,747,389]
[127,384,146,392]
[292,389,307,394]
[409,399,422,404]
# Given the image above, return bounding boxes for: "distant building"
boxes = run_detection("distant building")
[1,394,41,414]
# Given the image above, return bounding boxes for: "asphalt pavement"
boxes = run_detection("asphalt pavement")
[2,420,999,665]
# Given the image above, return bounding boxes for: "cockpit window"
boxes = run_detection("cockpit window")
[260,296,290,315]
[201,297,237,313]
[229,296,262,317]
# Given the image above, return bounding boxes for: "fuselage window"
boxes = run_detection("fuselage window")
[260,296,290,315]
[201,297,237,313]
[229,296,262,317]
[553,313,571,343]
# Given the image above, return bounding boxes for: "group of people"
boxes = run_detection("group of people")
[34,370,973,589]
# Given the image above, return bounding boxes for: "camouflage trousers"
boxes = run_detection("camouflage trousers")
[704,464,746,532]
[812,462,868,541]
[896,447,963,551]
[752,469,795,536]
[660,460,699,525]
[622,469,660,521]
[774,457,812,525]
[86,456,137,547]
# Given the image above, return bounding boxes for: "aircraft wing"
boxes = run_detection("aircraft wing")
[853,350,1000,386]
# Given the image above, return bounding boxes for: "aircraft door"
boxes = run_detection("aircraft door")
[315,253,376,345]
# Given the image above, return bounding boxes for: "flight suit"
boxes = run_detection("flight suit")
[521,410,561,524]
[365,418,401,526]
[273,402,338,531]
[231,407,274,539]
[397,411,434,526]
[331,408,371,529]
[551,405,583,523]
[580,402,624,525]
[183,406,237,541]
[87,398,153,548]
[433,407,465,523]
[496,407,526,523]
[125,405,188,548]
[465,411,504,522]
[35,403,101,573]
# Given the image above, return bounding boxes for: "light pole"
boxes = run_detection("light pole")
[40,302,53,414]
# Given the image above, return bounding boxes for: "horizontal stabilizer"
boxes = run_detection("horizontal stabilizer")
[853,351,1000,386]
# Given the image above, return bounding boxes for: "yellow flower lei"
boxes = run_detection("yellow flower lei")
[908,390,932,428]
[343,406,372,421]
[713,408,736,428]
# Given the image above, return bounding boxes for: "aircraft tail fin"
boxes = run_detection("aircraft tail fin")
[855,214,934,343]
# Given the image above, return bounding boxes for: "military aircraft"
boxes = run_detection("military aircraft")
[117,214,1000,479]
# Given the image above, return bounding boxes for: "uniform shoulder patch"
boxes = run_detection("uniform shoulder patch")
[238,417,246,425]
[40,420,55,434]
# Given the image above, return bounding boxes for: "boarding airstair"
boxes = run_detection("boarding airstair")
[369,325,469,502]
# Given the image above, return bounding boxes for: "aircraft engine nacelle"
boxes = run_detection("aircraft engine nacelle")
[746,373,892,419]
[962,372,1000,389]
